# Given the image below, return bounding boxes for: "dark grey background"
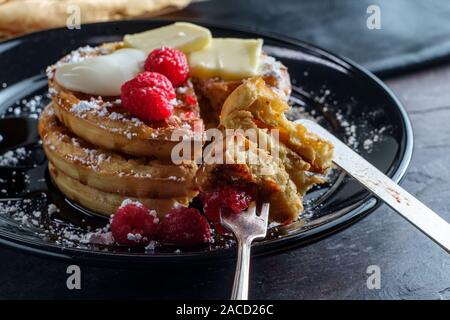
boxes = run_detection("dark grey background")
[2,0,450,299]
[167,0,450,77]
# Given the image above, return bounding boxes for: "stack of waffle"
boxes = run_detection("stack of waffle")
[38,30,332,224]
[39,44,202,218]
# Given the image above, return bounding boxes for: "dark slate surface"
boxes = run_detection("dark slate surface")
[2,1,450,300]
[165,0,450,77]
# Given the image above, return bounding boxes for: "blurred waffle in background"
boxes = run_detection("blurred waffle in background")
[0,0,191,39]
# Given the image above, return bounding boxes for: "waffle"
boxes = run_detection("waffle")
[194,54,291,128]
[220,109,324,196]
[47,44,204,160]
[220,77,333,173]
[49,162,190,218]
[196,78,334,223]
[39,104,198,199]
[196,132,302,223]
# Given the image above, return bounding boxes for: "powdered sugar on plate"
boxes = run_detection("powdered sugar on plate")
[0,147,35,167]
[286,85,389,153]
[1,94,48,119]
[0,195,116,249]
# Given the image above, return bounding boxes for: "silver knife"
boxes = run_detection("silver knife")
[297,119,450,253]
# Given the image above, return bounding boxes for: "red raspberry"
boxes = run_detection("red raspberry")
[184,94,197,106]
[121,72,175,121]
[182,111,196,120]
[145,47,189,87]
[123,71,175,99]
[159,207,211,246]
[110,201,159,246]
[200,186,253,234]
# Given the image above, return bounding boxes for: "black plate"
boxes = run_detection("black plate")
[0,20,413,265]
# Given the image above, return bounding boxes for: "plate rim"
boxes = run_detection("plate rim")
[0,19,414,266]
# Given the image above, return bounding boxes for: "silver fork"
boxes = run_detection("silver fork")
[220,202,270,300]
[297,119,450,252]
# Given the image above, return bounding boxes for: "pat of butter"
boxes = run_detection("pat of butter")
[124,22,212,54]
[189,38,263,80]
[55,48,145,96]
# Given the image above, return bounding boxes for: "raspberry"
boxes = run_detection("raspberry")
[121,72,176,121]
[184,94,197,106]
[200,186,253,234]
[182,111,196,120]
[145,47,189,87]
[159,207,211,246]
[110,201,159,246]
[123,71,175,99]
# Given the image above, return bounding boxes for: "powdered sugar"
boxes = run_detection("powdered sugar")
[108,112,124,121]
[286,85,387,153]
[0,147,31,167]
[127,232,143,242]
[46,46,101,79]
[70,99,99,114]
[144,240,157,251]
[65,46,96,64]
[258,55,284,80]
[1,94,47,119]
[0,195,120,249]
[47,204,59,216]
[84,231,114,245]
[176,86,188,94]
[119,199,144,209]
[149,209,158,218]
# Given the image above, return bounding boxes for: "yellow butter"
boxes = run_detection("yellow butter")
[123,22,212,54]
[188,38,263,80]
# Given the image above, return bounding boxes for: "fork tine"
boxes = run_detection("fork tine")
[247,201,257,216]
[259,202,270,227]
[220,200,271,300]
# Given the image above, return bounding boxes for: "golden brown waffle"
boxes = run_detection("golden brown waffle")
[221,78,333,173]
[49,162,191,218]
[196,78,333,223]
[193,54,291,128]
[220,109,324,196]
[47,44,204,160]
[39,104,198,199]
[196,132,302,223]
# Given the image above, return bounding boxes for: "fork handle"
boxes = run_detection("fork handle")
[231,237,252,300]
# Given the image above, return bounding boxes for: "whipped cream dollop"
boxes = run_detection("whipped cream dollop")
[55,48,145,96]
